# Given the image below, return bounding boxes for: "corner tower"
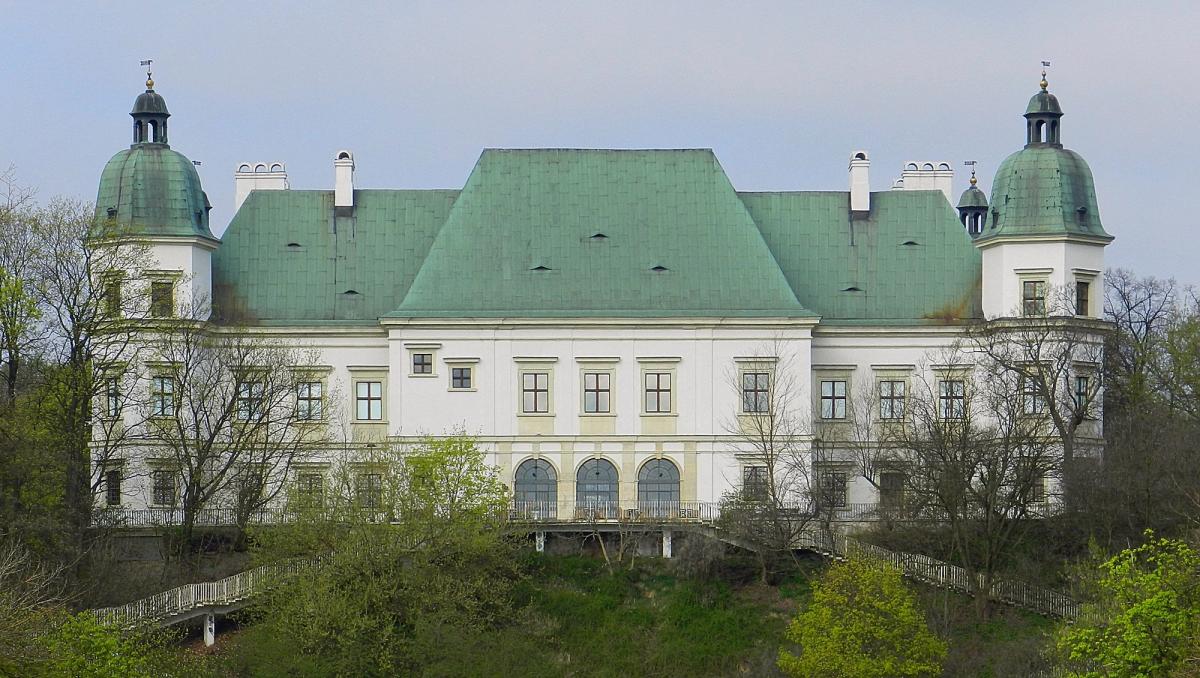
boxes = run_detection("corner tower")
[95,69,219,320]
[974,71,1113,319]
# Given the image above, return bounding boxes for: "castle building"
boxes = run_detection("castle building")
[92,70,1111,518]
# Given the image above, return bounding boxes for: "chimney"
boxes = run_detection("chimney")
[233,162,289,213]
[334,150,355,216]
[849,151,870,216]
[895,161,954,202]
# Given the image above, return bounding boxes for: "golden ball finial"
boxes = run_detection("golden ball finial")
[146,77,154,90]
[1040,69,1048,91]
[969,174,978,186]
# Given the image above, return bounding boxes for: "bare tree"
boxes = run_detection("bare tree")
[0,536,68,670]
[134,307,324,555]
[718,338,818,583]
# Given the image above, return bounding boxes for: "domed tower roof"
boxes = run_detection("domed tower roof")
[978,75,1112,243]
[93,73,215,241]
[956,183,989,210]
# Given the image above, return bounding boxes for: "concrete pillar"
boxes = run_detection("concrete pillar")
[203,612,216,647]
[662,529,673,559]
[535,531,546,553]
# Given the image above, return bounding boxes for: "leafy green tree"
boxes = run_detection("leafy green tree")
[778,557,946,678]
[242,434,518,675]
[1057,533,1200,677]
[40,613,206,678]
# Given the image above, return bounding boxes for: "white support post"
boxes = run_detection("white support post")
[662,529,673,559]
[535,531,546,553]
[203,612,216,647]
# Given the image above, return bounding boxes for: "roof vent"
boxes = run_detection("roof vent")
[842,286,863,292]
[531,265,552,271]
[106,207,117,218]
[286,242,302,248]
[901,240,920,246]
[343,289,360,295]
[589,233,608,240]
[650,265,669,272]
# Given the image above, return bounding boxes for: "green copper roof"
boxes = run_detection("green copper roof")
[212,189,458,322]
[95,144,214,239]
[980,146,1111,241]
[957,185,988,209]
[742,190,982,322]
[1026,90,1062,116]
[132,89,170,116]
[388,149,810,318]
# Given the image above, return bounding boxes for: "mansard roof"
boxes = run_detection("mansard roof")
[212,148,982,325]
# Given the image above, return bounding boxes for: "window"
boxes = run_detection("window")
[296,381,323,420]
[638,459,681,511]
[355,381,382,420]
[1016,461,1047,503]
[879,380,905,419]
[742,372,770,414]
[820,380,847,419]
[583,372,610,413]
[514,459,557,514]
[151,376,175,417]
[1021,375,1046,415]
[576,458,618,516]
[521,372,549,413]
[104,469,122,506]
[236,380,265,421]
[939,380,965,420]
[1022,280,1046,316]
[1074,375,1090,411]
[644,372,672,413]
[104,377,121,419]
[451,367,472,390]
[103,279,122,317]
[412,353,432,374]
[149,281,174,318]
[356,473,382,509]
[742,465,768,501]
[818,469,848,508]
[296,473,324,507]
[880,471,904,509]
[1076,281,1090,316]
[151,469,175,506]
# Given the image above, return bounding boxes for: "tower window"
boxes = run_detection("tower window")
[1022,280,1046,316]
[1076,281,1090,317]
[149,281,174,317]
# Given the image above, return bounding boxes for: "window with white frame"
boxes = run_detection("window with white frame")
[151,469,176,506]
[104,377,121,419]
[355,381,383,420]
[939,379,966,419]
[236,379,265,421]
[150,376,175,417]
[583,372,610,413]
[1022,280,1047,316]
[742,372,770,414]
[296,381,323,420]
[820,380,847,419]
[1020,375,1047,415]
[879,380,905,419]
[522,372,550,413]
[451,366,473,390]
[644,372,672,413]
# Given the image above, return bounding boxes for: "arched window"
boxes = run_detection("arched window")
[514,459,557,518]
[576,458,618,516]
[638,459,680,515]
[147,120,158,143]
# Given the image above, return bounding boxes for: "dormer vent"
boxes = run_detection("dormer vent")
[650,265,669,272]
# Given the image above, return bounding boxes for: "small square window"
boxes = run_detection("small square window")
[644,372,672,413]
[451,367,473,390]
[296,381,323,420]
[355,381,383,420]
[820,380,847,420]
[149,281,174,318]
[412,353,433,375]
[583,372,611,413]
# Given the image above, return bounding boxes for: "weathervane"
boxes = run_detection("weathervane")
[140,59,154,89]
[1040,60,1051,91]
[964,160,978,186]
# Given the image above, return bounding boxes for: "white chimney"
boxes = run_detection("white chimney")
[233,162,289,213]
[895,161,954,202]
[334,150,355,215]
[849,151,870,214]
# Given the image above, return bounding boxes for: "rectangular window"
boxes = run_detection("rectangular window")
[236,380,265,421]
[1074,375,1090,411]
[1021,376,1046,415]
[583,372,610,413]
[149,281,174,318]
[451,367,472,390]
[880,471,904,509]
[1075,281,1090,316]
[742,372,770,413]
[355,381,383,420]
[296,473,324,508]
[879,380,905,420]
[939,380,965,420]
[820,380,847,419]
[104,377,121,419]
[819,469,848,508]
[104,469,122,506]
[1022,280,1047,316]
[412,353,432,374]
[1016,461,1047,504]
[742,466,768,501]
[151,469,175,506]
[104,279,122,318]
[296,381,323,420]
[644,372,672,413]
[151,376,175,417]
[522,372,549,413]
[356,473,383,509]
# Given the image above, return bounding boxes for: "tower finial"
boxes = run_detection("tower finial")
[965,160,978,186]
[1040,60,1050,91]
[140,59,154,90]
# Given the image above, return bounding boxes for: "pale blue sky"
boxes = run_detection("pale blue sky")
[4,2,1197,284]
